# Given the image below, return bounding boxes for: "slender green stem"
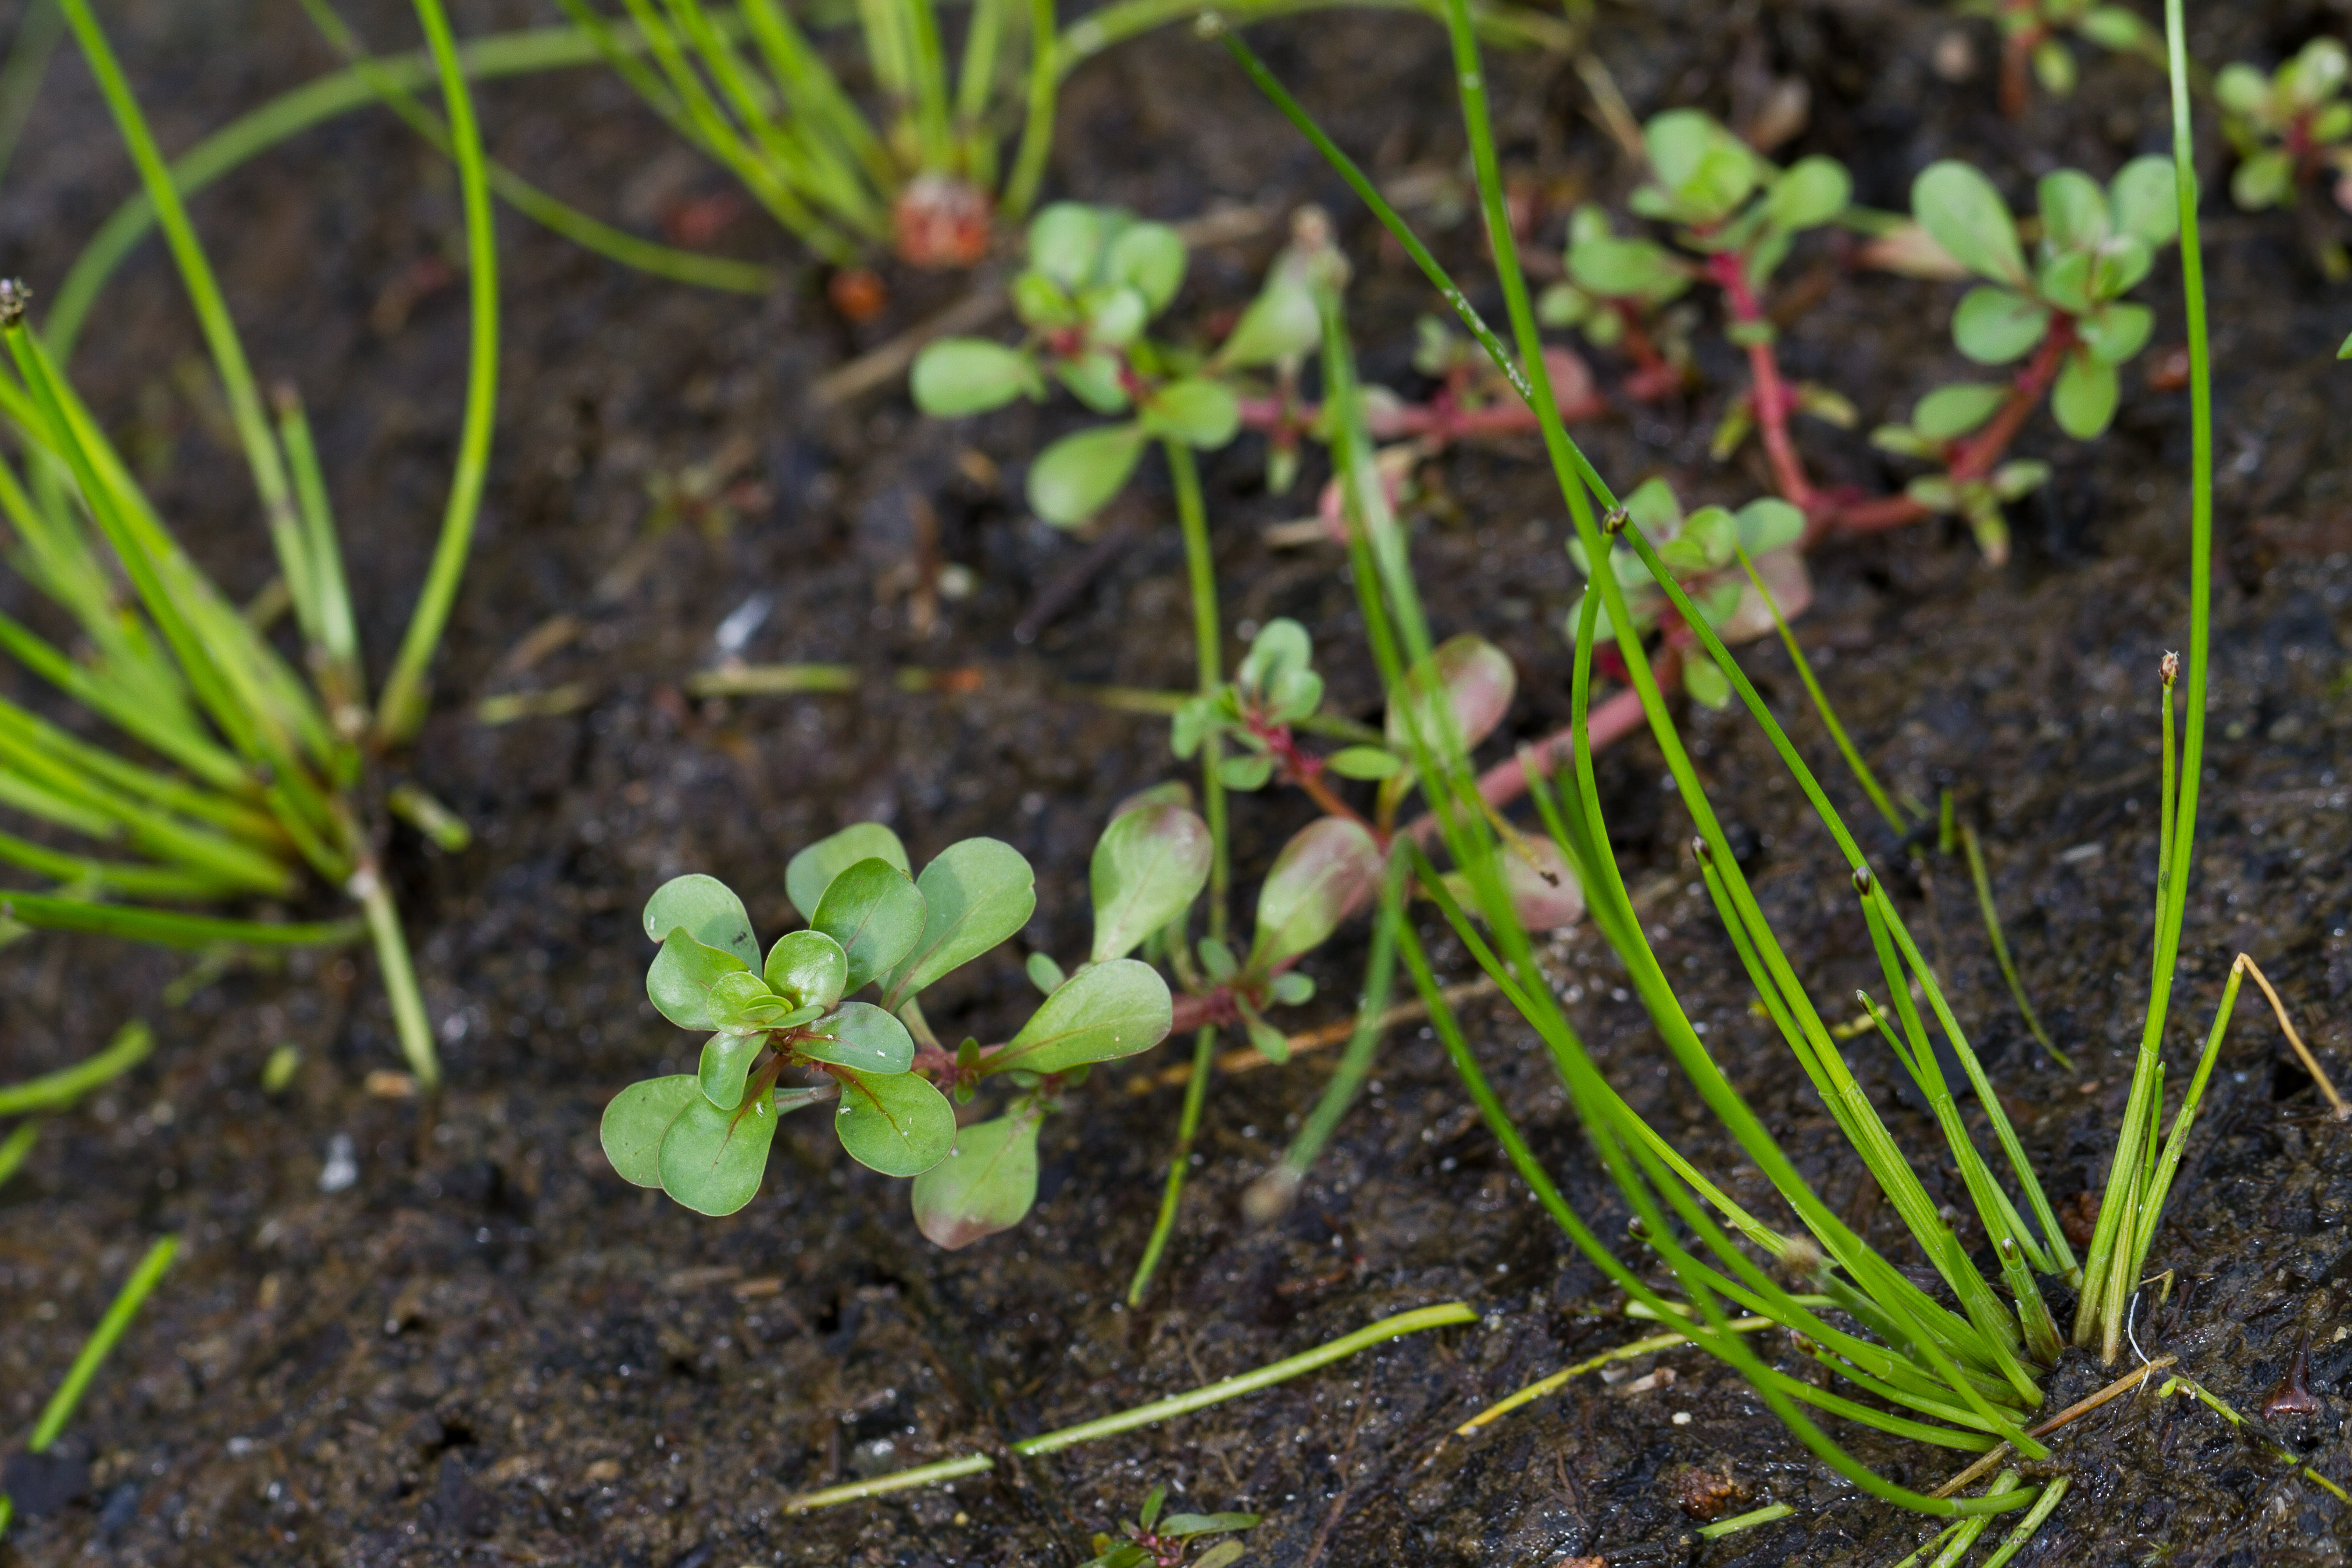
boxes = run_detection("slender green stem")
[0,889,362,948]
[52,0,316,640]
[1735,546,1908,837]
[1127,440,1226,1306]
[1271,848,1403,1183]
[784,1303,1473,1512]
[1697,1502,1795,1541]
[1000,0,1057,217]
[1126,1023,1215,1306]
[1977,1476,2071,1568]
[374,0,499,747]
[1960,823,2067,1069]
[2077,0,2215,1362]
[0,1119,38,1189]
[0,1019,151,1116]
[270,381,366,729]
[27,1234,178,1451]
[356,865,441,1090]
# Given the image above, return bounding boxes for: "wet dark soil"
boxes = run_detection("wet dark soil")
[7,0,2352,1562]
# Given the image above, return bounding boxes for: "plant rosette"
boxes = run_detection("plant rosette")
[1566,478,1808,708]
[600,821,1186,1246]
[1080,1484,1260,1568]
[911,201,1339,527]
[1954,0,2161,107]
[2218,40,2352,217]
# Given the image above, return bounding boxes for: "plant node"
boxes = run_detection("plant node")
[1690,835,1712,865]
[1851,865,1875,896]
[2161,649,2179,688]
[0,278,28,328]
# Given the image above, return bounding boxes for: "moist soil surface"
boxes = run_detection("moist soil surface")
[7,0,2352,1563]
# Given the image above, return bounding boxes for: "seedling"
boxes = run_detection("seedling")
[0,0,498,1087]
[604,817,1194,1244]
[1952,0,2162,115]
[1561,478,1806,708]
[2219,40,2352,274]
[1082,1485,1260,1568]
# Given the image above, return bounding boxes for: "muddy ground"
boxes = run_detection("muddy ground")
[5,0,2352,1562]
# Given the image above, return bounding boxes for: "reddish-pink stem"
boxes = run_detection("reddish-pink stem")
[1707,250,1814,510]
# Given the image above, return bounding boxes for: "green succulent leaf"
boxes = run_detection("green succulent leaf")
[786,823,911,922]
[1082,285,1148,348]
[1216,276,1320,369]
[600,1075,699,1187]
[697,1028,767,1110]
[2036,169,2110,252]
[1162,1512,1262,1538]
[1990,459,2053,501]
[1734,497,1805,555]
[1237,617,1314,703]
[2087,235,2153,301]
[1912,382,2008,440]
[831,1067,956,1176]
[1269,969,1316,1005]
[1623,476,1683,535]
[911,338,1043,417]
[709,969,782,1028]
[1951,286,2052,365]
[1026,950,1067,993]
[2108,156,2180,247]
[885,837,1039,1002]
[1057,349,1133,415]
[1029,423,1149,527]
[793,999,916,1074]
[1140,378,1242,448]
[762,927,849,1012]
[811,858,927,992]
[1105,221,1187,313]
[2233,148,2296,210]
[1249,817,1382,971]
[1326,745,1405,780]
[648,927,751,1031]
[1683,655,1732,709]
[1090,802,1214,963]
[911,1110,1043,1249]
[2078,300,2153,365]
[2214,60,2271,119]
[643,874,758,966]
[1236,995,1289,1061]
[1011,269,1077,329]
[1218,752,1275,791]
[1193,1543,1247,1568]
[1029,202,1111,288]
[2032,37,2076,97]
[1768,156,1853,231]
[1912,161,2028,285]
[2078,5,2152,51]
[1386,634,1515,753]
[1643,108,1762,222]
[986,958,1173,1076]
[2051,349,2119,438]
[655,1087,779,1215]
[1566,233,1689,301]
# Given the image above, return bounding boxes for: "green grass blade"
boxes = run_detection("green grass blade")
[0,1019,150,1115]
[1959,823,2067,1069]
[25,1233,177,1451]
[0,0,66,191]
[374,0,500,746]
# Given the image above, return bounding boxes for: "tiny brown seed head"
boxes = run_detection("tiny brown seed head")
[0,279,28,329]
[1691,835,1712,865]
[1851,865,1875,896]
[2160,651,2179,688]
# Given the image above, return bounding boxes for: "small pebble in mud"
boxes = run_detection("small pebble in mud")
[318,1133,358,1194]
[1669,1463,1749,1521]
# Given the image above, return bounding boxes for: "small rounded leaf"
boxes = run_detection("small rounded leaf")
[1028,423,1149,527]
[2051,349,2119,439]
[648,929,751,1031]
[1249,817,1382,971]
[1951,287,2051,365]
[812,858,927,992]
[2078,301,2153,366]
[1912,383,2008,441]
[1912,162,2027,285]
[763,928,849,1011]
[1768,156,1852,231]
[1090,803,1213,963]
[2036,169,2110,252]
[885,838,1039,1002]
[1505,838,1586,930]
[1733,498,1805,556]
[2108,156,2179,247]
[600,1076,699,1187]
[1215,276,1320,369]
[697,1029,767,1110]
[787,823,911,922]
[986,958,1173,1076]
[1028,202,1110,287]
[833,1067,956,1176]
[1386,635,1516,754]
[658,1088,780,1216]
[912,1111,1041,1249]
[1140,378,1241,449]
[643,874,758,965]
[1326,745,1404,780]
[793,1000,916,1074]
[1105,221,1187,313]
[911,339,1042,417]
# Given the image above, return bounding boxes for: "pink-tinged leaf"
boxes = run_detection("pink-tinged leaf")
[1387,635,1517,753]
[1536,345,1600,415]
[1505,838,1586,931]
[911,1112,1042,1249]
[1715,548,1814,644]
[1248,817,1383,970]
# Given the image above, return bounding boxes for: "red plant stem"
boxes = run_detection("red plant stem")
[1823,319,2075,540]
[1405,683,1654,848]
[1707,249,1814,509]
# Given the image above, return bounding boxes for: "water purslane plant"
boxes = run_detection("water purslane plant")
[0,0,499,1087]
